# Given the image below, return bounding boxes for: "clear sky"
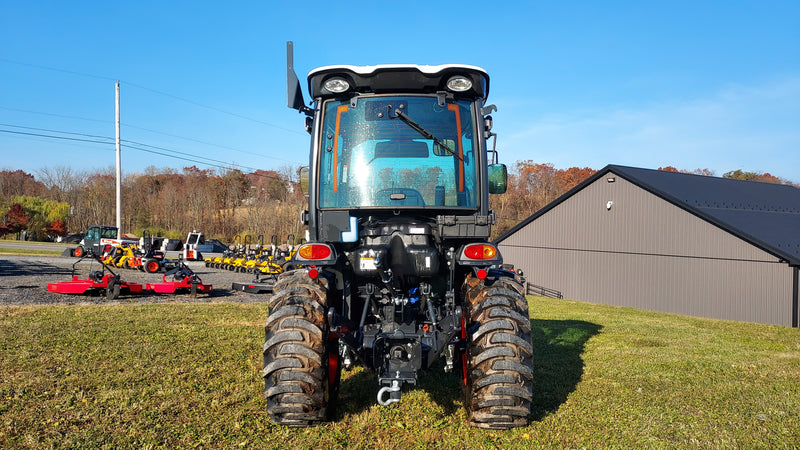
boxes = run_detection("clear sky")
[1,1,798,181]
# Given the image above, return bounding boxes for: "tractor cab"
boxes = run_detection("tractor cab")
[293,55,508,243]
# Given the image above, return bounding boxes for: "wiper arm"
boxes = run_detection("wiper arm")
[393,109,462,161]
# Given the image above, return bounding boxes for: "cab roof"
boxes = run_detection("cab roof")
[307,64,489,101]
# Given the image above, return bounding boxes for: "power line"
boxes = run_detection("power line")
[0,105,109,124]
[0,57,117,82]
[0,128,112,145]
[0,57,306,135]
[0,105,301,164]
[122,122,300,164]
[123,81,305,135]
[121,139,259,172]
[120,142,243,172]
[0,125,293,181]
[121,143,291,182]
[0,123,114,141]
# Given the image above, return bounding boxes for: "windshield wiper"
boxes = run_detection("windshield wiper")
[393,109,462,161]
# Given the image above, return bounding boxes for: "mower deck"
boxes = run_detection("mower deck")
[47,274,144,295]
[231,279,275,294]
[147,274,212,294]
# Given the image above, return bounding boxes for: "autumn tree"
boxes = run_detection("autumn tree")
[46,219,68,238]
[4,196,70,240]
[659,166,714,176]
[0,170,46,198]
[4,203,29,238]
[490,162,597,239]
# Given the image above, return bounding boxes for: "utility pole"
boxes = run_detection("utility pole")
[115,81,122,233]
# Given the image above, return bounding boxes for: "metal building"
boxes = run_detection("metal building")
[495,165,800,327]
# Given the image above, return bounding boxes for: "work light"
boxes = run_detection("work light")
[446,75,472,92]
[323,77,350,93]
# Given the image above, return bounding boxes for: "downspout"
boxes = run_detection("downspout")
[792,266,798,328]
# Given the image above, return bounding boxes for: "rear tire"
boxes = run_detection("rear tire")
[145,260,161,273]
[462,274,533,429]
[263,269,337,426]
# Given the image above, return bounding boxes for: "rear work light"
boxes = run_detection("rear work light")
[323,77,350,93]
[446,75,472,92]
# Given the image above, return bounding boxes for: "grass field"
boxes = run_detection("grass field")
[1,297,798,448]
[0,246,63,257]
[0,248,63,256]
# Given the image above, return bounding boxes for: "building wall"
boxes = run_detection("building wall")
[498,173,795,326]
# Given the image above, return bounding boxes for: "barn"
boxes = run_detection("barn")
[495,165,800,327]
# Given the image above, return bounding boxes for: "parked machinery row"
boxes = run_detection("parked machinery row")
[205,234,301,275]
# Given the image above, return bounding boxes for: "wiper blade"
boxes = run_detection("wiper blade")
[393,109,462,161]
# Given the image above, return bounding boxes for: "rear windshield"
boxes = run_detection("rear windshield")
[317,95,478,209]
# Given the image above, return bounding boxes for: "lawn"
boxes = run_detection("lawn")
[1,297,798,448]
[0,247,63,256]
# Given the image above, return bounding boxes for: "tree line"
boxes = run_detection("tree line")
[1,163,796,243]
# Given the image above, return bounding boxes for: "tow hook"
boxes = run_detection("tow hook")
[377,380,401,406]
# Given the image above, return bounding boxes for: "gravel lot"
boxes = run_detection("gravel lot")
[0,254,272,306]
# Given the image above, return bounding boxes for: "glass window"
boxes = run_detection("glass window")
[318,96,477,209]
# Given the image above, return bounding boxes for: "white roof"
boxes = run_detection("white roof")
[308,64,488,78]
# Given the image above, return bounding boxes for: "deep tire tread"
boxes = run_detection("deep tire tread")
[263,270,330,427]
[462,275,533,430]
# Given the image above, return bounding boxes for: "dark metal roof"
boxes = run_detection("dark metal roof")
[307,65,490,101]
[495,164,800,265]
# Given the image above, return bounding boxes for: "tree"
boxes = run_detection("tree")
[723,169,759,181]
[4,203,30,238]
[46,219,68,238]
[659,167,714,176]
[558,166,597,191]
[0,170,46,198]
[723,169,787,184]
[4,196,70,240]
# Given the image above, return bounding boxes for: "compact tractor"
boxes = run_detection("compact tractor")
[263,43,532,429]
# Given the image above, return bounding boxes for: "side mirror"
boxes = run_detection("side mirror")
[287,41,312,115]
[488,164,507,194]
[298,166,310,197]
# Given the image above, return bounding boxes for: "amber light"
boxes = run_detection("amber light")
[463,244,497,260]
[298,244,332,260]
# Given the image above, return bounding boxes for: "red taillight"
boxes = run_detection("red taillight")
[298,244,332,260]
[463,244,498,260]
[476,269,487,279]
[308,268,319,279]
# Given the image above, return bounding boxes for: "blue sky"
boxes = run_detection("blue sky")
[1,1,798,181]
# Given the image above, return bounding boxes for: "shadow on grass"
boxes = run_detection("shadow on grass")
[330,319,602,421]
[530,318,602,420]
[334,364,465,420]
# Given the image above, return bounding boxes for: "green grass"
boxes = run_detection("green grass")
[0,247,63,256]
[1,298,798,448]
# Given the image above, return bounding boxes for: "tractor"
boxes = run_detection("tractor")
[263,42,532,429]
